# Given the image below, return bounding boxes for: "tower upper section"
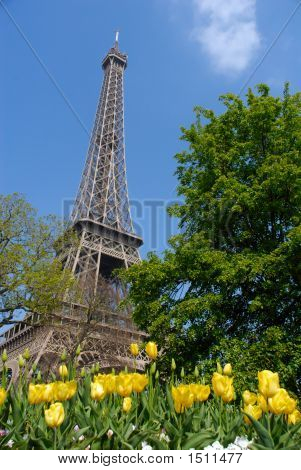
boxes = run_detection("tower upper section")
[102,44,127,71]
[71,37,138,239]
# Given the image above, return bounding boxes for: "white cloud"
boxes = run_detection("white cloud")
[192,0,261,75]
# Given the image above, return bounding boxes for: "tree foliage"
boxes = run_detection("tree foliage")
[0,193,76,328]
[121,84,301,393]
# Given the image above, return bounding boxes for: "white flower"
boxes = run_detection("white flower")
[7,439,14,448]
[74,425,79,432]
[141,441,153,450]
[204,441,224,450]
[234,436,252,450]
[107,429,114,439]
[78,435,85,442]
[131,424,136,431]
[23,434,29,441]
[85,445,91,450]
[159,432,170,443]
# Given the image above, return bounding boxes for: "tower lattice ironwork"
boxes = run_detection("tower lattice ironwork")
[0,35,146,379]
[67,34,142,293]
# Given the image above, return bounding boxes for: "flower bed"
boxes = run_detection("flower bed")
[0,343,300,450]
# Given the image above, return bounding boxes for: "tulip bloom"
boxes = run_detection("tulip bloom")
[0,387,7,406]
[189,384,210,402]
[242,390,257,406]
[130,343,139,357]
[55,381,77,402]
[44,402,65,428]
[91,382,106,401]
[268,388,296,415]
[94,373,117,394]
[116,374,132,397]
[28,383,46,405]
[145,342,158,360]
[59,364,68,378]
[105,374,117,394]
[131,373,148,393]
[66,380,77,400]
[94,373,106,383]
[172,385,194,413]
[223,363,232,376]
[257,394,268,412]
[243,404,263,425]
[222,385,235,403]
[258,370,280,398]
[212,372,235,403]
[287,409,301,425]
[122,397,132,413]
[42,383,55,403]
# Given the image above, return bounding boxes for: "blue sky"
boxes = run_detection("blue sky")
[1,0,301,258]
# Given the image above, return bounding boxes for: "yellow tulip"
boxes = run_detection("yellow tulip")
[28,383,45,405]
[212,372,229,396]
[287,409,301,425]
[59,364,68,378]
[268,388,296,415]
[91,382,106,401]
[243,404,263,425]
[54,380,77,402]
[212,372,235,403]
[94,374,114,394]
[258,370,280,398]
[257,394,268,412]
[94,373,106,383]
[145,342,158,360]
[223,363,232,376]
[122,397,132,413]
[222,384,235,403]
[131,373,148,393]
[130,343,139,357]
[242,390,257,406]
[105,374,117,394]
[189,384,211,402]
[44,402,65,428]
[0,387,7,406]
[42,383,55,403]
[116,374,132,397]
[172,385,194,413]
[53,382,65,402]
[55,382,68,402]
[62,380,77,400]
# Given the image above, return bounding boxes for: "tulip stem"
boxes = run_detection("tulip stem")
[54,428,57,450]
[267,411,271,436]
[219,397,223,429]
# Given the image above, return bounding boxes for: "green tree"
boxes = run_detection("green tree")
[0,193,76,329]
[121,84,301,393]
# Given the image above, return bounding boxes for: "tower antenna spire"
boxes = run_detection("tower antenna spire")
[115,30,119,49]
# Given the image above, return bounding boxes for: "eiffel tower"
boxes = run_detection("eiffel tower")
[0,34,146,380]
